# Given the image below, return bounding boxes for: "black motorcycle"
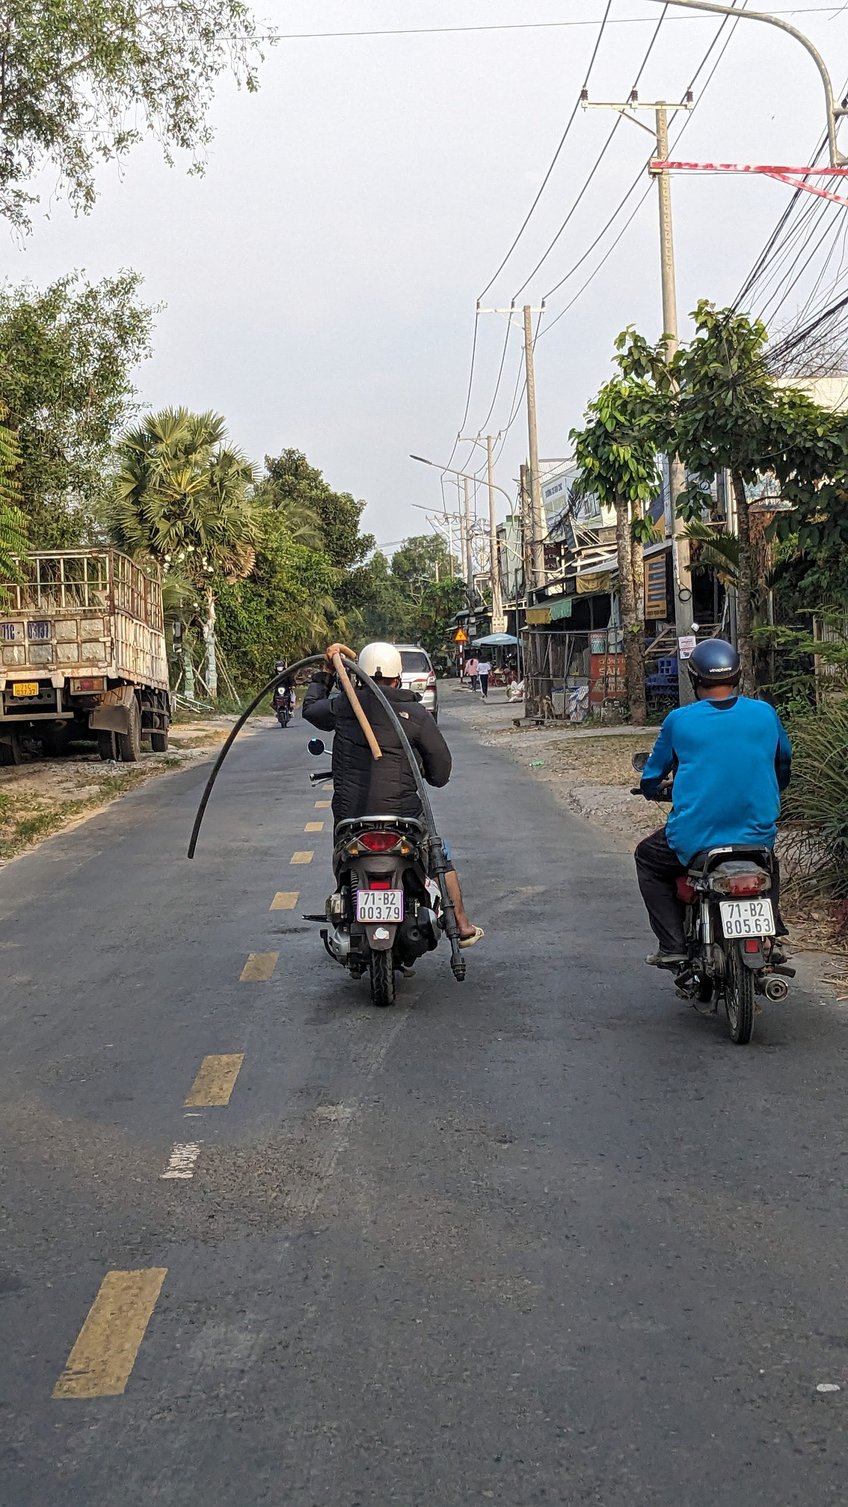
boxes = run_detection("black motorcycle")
[306,739,442,1007]
[274,688,295,728]
[632,752,794,1044]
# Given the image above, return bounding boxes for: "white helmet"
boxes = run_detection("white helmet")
[358,641,402,681]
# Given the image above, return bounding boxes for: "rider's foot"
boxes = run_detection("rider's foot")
[645,950,687,970]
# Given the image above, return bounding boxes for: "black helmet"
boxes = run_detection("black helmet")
[687,638,741,691]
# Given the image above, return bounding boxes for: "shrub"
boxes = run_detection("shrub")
[782,697,848,904]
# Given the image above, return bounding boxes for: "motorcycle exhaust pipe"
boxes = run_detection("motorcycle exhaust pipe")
[763,975,789,1003]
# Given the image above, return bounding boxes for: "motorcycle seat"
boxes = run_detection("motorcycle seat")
[687,844,774,876]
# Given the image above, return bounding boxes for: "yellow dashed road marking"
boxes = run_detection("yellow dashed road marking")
[53,1268,167,1399]
[323,782,332,791]
[290,850,314,865]
[314,800,330,809]
[304,821,324,833]
[270,891,299,911]
[239,951,279,982]
[185,1053,244,1106]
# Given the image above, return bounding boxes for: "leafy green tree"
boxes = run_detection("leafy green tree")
[620,304,839,693]
[215,514,349,689]
[262,450,374,570]
[0,1,270,231]
[389,534,457,601]
[339,551,410,642]
[110,407,257,696]
[0,406,27,593]
[570,375,667,724]
[0,271,155,546]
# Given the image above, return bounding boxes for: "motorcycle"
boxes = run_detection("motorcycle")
[305,738,443,1007]
[274,689,295,728]
[631,751,795,1044]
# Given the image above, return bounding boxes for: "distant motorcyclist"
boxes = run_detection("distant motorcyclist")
[635,639,791,967]
[303,641,483,948]
[272,662,296,723]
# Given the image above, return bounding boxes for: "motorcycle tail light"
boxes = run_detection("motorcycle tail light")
[369,878,393,890]
[358,830,401,853]
[724,874,770,896]
[710,865,770,896]
[744,939,762,954]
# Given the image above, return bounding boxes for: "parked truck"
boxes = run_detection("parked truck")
[0,549,171,765]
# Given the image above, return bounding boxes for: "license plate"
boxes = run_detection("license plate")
[11,682,39,698]
[356,889,404,924]
[720,898,775,938]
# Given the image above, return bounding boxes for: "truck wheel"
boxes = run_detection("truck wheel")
[150,728,169,752]
[97,731,117,761]
[41,724,73,757]
[117,696,142,763]
[0,734,22,766]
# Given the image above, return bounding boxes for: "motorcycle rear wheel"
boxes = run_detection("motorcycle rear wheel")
[724,945,754,1044]
[369,949,396,1007]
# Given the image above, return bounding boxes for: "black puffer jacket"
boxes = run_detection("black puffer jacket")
[302,673,452,824]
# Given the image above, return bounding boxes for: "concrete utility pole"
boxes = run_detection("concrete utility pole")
[583,92,696,704]
[462,476,473,598]
[523,305,547,594]
[486,434,506,633]
[654,103,695,705]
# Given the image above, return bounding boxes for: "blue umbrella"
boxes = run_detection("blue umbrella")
[472,633,518,647]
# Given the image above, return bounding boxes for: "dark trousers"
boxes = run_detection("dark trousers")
[634,827,784,954]
[479,674,489,698]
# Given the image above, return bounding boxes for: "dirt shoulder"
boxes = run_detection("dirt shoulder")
[448,683,848,997]
[0,713,267,866]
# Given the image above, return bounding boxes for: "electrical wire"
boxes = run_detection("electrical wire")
[511,4,672,301]
[540,0,750,303]
[478,2,614,300]
[240,7,848,43]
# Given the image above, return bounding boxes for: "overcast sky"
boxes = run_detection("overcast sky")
[11,1,848,550]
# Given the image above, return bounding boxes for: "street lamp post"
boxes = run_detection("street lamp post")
[643,0,846,165]
[410,454,513,635]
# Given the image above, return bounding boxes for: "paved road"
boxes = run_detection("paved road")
[1,689,846,1505]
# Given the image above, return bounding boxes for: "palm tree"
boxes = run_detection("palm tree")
[111,408,258,697]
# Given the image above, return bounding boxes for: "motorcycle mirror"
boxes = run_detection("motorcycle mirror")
[631,750,649,772]
[307,738,326,756]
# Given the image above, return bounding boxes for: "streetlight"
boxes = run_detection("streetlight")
[410,454,514,633]
[643,0,846,165]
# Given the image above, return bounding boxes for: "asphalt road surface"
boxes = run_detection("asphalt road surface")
[1,688,846,1506]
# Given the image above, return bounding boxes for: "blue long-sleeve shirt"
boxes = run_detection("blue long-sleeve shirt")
[641,695,792,865]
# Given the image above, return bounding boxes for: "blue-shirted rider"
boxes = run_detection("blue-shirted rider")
[635,639,792,968]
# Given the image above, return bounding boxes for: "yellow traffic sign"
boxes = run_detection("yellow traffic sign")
[453,627,468,644]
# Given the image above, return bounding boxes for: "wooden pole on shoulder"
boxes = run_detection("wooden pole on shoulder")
[332,653,383,760]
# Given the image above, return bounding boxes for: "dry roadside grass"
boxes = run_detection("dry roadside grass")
[0,716,240,864]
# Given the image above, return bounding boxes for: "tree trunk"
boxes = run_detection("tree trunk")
[731,470,755,694]
[616,499,646,724]
[203,587,218,699]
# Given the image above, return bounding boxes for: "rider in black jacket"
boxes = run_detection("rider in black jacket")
[303,641,483,947]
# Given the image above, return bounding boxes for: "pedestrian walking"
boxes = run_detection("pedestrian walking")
[465,655,479,692]
[477,658,491,699]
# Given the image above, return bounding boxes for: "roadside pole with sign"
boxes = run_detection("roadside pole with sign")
[453,625,468,679]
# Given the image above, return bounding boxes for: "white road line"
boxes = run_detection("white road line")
[160,1142,202,1180]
